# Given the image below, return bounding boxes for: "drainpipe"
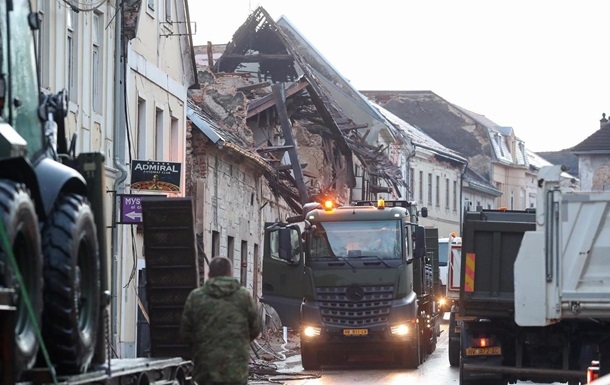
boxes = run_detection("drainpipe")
[111,7,128,353]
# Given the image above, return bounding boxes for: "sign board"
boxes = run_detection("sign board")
[130,160,182,192]
[117,194,166,224]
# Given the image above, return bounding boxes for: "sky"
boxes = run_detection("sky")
[186,0,610,153]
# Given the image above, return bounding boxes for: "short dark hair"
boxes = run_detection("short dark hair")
[208,256,232,278]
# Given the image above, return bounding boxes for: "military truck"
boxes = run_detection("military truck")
[0,2,193,383]
[261,199,441,370]
[457,165,610,385]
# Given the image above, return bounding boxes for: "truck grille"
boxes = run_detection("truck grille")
[316,285,394,327]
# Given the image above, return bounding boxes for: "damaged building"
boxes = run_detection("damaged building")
[185,7,415,294]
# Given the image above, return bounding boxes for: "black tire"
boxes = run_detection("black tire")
[400,323,420,369]
[41,194,100,374]
[0,180,43,379]
[301,343,320,371]
[449,311,460,367]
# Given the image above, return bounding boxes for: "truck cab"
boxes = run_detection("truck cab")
[261,199,438,370]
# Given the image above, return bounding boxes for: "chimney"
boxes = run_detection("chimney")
[601,113,608,128]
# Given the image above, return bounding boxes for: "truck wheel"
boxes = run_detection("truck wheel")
[449,311,460,367]
[399,323,420,369]
[0,180,43,378]
[301,343,320,370]
[41,194,100,374]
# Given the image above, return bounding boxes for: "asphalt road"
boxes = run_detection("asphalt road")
[250,317,577,385]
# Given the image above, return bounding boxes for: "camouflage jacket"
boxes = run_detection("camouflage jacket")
[180,276,261,385]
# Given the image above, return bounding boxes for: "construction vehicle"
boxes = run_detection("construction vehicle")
[457,165,610,385]
[0,2,193,383]
[261,198,442,370]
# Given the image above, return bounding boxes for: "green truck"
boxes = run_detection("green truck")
[261,199,442,370]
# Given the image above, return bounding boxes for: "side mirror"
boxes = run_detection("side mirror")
[420,207,428,218]
[414,226,426,259]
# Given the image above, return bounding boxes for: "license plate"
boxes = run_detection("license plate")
[466,347,502,356]
[343,329,368,336]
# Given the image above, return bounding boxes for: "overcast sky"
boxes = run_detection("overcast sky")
[186,0,610,152]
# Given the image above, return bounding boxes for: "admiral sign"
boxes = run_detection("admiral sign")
[130,160,182,192]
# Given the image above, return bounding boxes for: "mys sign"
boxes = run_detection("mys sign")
[118,194,166,224]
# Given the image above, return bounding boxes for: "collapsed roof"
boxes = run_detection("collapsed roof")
[190,6,406,213]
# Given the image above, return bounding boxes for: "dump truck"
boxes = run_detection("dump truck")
[261,199,442,370]
[457,165,610,385]
[0,1,194,383]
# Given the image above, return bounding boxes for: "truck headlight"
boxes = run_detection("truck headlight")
[390,324,409,336]
[302,326,321,337]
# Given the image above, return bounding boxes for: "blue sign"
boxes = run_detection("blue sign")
[118,194,166,224]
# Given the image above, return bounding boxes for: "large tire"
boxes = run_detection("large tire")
[449,311,460,367]
[0,180,43,379]
[41,194,100,374]
[301,343,320,371]
[399,323,420,369]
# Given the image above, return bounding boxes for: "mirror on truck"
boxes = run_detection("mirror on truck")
[420,207,428,218]
[276,226,302,264]
[414,225,426,259]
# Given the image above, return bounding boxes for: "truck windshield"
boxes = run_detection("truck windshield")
[309,220,402,261]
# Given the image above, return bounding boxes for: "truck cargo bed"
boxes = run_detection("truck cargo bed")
[459,210,535,318]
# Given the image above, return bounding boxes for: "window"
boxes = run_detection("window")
[445,178,450,209]
[453,181,457,211]
[520,189,525,209]
[418,171,423,203]
[164,0,172,22]
[409,168,414,200]
[240,241,247,286]
[170,117,179,161]
[227,236,235,268]
[155,108,163,160]
[92,12,103,113]
[510,190,515,210]
[137,98,146,159]
[211,231,220,260]
[435,175,441,206]
[67,9,78,101]
[37,3,50,89]
[427,173,432,205]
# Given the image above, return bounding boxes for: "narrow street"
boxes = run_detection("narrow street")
[250,318,576,385]
[250,320,458,385]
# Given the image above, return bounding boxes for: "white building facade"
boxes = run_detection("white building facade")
[33,0,196,358]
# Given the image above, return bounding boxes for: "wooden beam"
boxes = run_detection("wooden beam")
[220,54,293,63]
[273,83,309,204]
[340,123,369,132]
[274,163,308,171]
[237,82,270,92]
[255,145,294,153]
[247,79,309,118]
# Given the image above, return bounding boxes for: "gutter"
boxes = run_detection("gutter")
[183,0,199,89]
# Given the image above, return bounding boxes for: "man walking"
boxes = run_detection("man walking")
[180,256,261,385]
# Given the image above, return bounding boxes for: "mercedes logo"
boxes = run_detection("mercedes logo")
[346,285,365,302]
